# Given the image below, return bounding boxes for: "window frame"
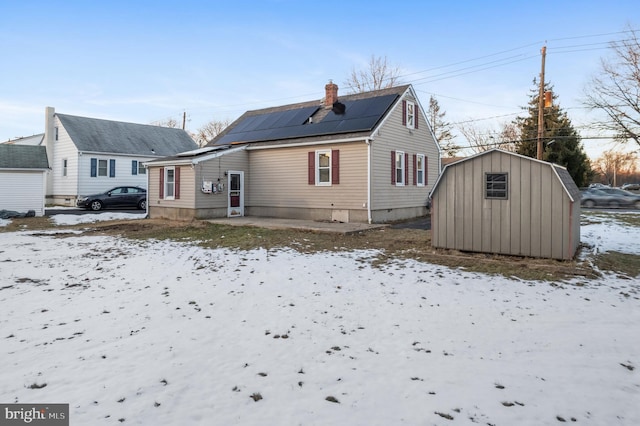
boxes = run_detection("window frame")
[315,149,332,186]
[62,158,68,177]
[405,101,416,129]
[98,159,108,177]
[416,154,425,186]
[395,150,406,186]
[485,172,508,200]
[164,167,176,200]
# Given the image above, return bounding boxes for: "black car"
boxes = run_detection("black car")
[77,186,147,211]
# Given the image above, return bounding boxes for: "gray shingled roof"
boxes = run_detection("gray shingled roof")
[0,145,49,169]
[57,114,197,156]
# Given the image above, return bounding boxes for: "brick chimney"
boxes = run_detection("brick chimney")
[325,80,338,107]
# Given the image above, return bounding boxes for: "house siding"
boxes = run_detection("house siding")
[369,91,439,222]
[77,154,152,197]
[48,116,79,205]
[247,142,369,222]
[0,171,46,216]
[431,150,579,260]
[193,150,250,219]
[147,165,196,219]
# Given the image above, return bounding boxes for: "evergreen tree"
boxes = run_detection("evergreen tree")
[427,96,456,156]
[514,80,593,187]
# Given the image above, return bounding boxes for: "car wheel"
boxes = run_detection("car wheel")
[583,200,595,208]
[90,200,103,211]
[138,199,147,210]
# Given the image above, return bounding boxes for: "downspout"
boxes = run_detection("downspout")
[145,164,150,218]
[366,138,372,224]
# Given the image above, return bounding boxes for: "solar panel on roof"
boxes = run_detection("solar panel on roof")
[216,94,398,145]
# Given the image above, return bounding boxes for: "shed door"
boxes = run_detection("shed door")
[227,171,244,217]
[0,171,45,216]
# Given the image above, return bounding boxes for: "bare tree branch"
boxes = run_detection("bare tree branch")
[343,55,402,93]
[584,26,640,145]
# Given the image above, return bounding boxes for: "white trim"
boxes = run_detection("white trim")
[366,138,372,224]
[227,170,244,217]
[315,149,332,186]
[405,100,416,129]
[416,153,426,186]
[395,150,405,186]
[164,166,176,200]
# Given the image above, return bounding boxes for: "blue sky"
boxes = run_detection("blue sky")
[1,0,638,158]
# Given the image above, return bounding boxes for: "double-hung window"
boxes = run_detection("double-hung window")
[308,149,339,186]
[395,151,405,186]
[485,173,508,199]
[132,160,147,175]
[164,167,175,200]
[416,154,425,186]
[316,150,331,186]
[98,159,108,177]
[62,159,68,177]
[406,101,415,129]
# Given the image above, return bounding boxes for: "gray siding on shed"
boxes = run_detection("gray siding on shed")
[431,150,580,260]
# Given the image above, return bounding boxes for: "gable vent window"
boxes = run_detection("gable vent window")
[485,173,508,199]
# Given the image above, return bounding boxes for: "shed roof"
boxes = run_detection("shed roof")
[430,149,580,202]
[57,114,198,156]
[210,85,411,146]
[0,145,49,169]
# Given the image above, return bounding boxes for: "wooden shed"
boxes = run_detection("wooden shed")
[430,149,580,260]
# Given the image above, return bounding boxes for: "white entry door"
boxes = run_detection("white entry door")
[227,171,244,217]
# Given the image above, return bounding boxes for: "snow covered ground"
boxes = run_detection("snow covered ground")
[1,212,639,425]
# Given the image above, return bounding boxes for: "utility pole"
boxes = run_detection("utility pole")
[536,45,547,160]
[182,111,187,130]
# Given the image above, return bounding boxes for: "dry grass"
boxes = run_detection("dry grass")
[0,216,606,282]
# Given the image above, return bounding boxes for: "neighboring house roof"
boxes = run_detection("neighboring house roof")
[430,149,580,202]
[210,85,412,147]
[57,114,197,156]
[2,134,45,146]
[441,156,465,166]
[0,145,49,169]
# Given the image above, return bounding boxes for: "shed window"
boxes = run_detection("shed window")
[485,173,508,199]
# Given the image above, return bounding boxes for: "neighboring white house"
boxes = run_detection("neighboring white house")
[36,107,198,205]
[0,145,49,216]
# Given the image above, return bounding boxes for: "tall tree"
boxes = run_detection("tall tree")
[343,55,402,93]
[195,118,231,147]
[584,26,640,146]
[427,95,456,156]
[514,81,592,187]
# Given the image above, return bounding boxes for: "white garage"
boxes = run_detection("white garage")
[0,145,49,216]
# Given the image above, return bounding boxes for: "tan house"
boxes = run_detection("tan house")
[146,83,440,223]
[429,149,581,260]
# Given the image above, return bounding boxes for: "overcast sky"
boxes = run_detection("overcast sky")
[1,0,638,158]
